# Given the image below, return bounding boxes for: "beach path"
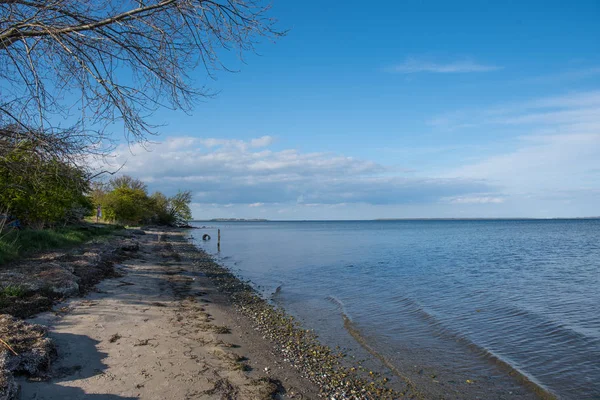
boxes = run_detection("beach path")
[18,230,318,400]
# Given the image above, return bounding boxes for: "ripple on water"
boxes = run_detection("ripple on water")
[192,219,600,400]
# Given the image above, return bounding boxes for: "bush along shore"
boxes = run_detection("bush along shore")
[0,224,123,266]
[186,239,424,399]
[0,226,140,318]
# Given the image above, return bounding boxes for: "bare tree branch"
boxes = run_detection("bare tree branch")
[0,0,282,168]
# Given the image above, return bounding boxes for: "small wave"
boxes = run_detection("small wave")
[271,284,283,299]
[342,294,559,400]
[405,297,558,399]
[325,295,424,395]
[496,303,596,343]
[325,296,351,320]
[341,311,425,398]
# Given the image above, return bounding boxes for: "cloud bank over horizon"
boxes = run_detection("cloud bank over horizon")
[92,90,600,220]
[98,136,497,218]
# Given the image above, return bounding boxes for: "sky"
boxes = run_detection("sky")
[103,0,600,220]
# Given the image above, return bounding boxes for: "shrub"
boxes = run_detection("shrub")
[0,140,91,228]
[0,224,121,265]
[93,175,192,226]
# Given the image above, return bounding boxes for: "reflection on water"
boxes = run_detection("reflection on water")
[191,220,600,400]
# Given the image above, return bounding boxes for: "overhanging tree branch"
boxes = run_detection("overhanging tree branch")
[1,0,282,166]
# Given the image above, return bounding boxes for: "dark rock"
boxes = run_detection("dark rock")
[0,262,79,298]
[0,369,18,400]
[120,241,139,252]
[0,315,56,399]
[0,315,55,376]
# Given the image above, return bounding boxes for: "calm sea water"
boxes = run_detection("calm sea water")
[191,220,600,399]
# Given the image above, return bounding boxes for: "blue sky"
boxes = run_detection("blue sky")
[105,0,600,219]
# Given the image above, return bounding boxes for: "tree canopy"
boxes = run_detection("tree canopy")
[93,175,192,226]
[0,140,92,228]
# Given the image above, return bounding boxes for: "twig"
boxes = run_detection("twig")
[0,338,18,356]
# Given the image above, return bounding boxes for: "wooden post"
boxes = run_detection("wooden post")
[217,229,221,252]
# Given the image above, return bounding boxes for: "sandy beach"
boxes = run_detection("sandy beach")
[1,228,410,400]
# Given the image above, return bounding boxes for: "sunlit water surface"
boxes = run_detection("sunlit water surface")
[191,220,600,399]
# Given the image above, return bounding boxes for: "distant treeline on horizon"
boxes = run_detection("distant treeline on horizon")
[193,218,270,222]
[190,217,600,222]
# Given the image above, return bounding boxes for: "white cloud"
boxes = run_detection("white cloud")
[389,57,501,74]
[164,136,196,150]
[436,91,600,208]
[194,135,274,151]
[94,136,492,208]
[249,136,274,148]
[442,195,506,204]
[429,90,600,131]
[447,133,600,192]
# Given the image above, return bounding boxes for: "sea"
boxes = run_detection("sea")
[190,219,600,399]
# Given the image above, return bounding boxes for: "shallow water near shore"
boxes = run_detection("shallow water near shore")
[191,219,600,399]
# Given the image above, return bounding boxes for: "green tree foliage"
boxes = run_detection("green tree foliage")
[89,181,109,210]
[109,176,148,192]
[168,191,193,226]
[95,176,192,226]
[151,190,193,226]
[103,187,152,226]
[0,141,92,229]
[149,192,171,225]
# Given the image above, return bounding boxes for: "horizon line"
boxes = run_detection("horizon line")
[191,217,600,222]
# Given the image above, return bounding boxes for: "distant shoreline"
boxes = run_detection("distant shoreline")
[201,218,270,222]
[374,217,600,221]
[191,217,600,222]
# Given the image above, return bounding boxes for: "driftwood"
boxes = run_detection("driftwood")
[0,339,17,356]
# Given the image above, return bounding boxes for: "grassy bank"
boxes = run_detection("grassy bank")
[0,224,122,265]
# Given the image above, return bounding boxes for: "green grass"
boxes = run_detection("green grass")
[0,285,27,298]
[0,224,123,265]
[0,285,28,309]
